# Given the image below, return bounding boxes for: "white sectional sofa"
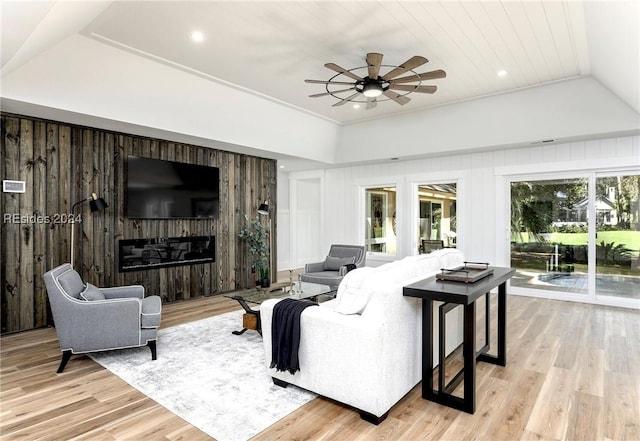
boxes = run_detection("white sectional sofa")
[260,248,465,423]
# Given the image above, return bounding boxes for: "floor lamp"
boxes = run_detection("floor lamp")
[70,192,108,268]
[257,200,272,282]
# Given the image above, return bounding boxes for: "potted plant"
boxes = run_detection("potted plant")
[238,215,270,287]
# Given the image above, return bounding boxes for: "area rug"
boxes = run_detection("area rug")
[89,310,316,441]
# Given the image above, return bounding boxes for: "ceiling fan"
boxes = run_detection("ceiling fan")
[305,52,446,109]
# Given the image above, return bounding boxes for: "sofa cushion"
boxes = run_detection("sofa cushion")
[413,254,443,276]
[334,267,376,315]
[324,255,355,271]
[79,283,105,301]
[438,248,465,269]
[141,296,162,328]
[375,259,419,283]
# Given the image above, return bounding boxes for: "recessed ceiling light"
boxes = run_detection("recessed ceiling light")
[353,103,361,109]
[497,69,508,78]
[279,165,285,169]
[191,31,204,42]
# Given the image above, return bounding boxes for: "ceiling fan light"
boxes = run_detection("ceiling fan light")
[362,83,383,98]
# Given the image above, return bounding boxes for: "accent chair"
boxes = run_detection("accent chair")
[300,244,366,288]
[43,263,161,373]
[420,239,444,254]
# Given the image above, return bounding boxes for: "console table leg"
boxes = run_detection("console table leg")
[422,299,435,400]
[485,291,490,349]
[497,282,507,366]
[463,301,476,414]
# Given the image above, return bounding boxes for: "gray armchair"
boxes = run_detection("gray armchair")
[419,239,444,254]
[43,263,161,373]
[300,244,366,288]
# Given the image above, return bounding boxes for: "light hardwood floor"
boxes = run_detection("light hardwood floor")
[1,293,638,440]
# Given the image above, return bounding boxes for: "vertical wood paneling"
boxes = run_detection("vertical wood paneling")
[32,121,48,327]
[58,126,71,264]
[0,113,276,333]
[80,129,93,277]
[103,132,116,285]
[19,119,34,329]
[3,117,21,332]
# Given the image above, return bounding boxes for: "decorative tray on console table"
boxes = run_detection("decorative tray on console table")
[435,261,494,283]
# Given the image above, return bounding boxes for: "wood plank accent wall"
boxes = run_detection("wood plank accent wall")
[0,113,277,334]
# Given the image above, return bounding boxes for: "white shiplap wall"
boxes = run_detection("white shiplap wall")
[282,135,639,271]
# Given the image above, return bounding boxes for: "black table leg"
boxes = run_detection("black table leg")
[422,299,476,413]
[230,297,261,336]
[477,282,507,366]
[462,301,476,414]
[422,299,434,400]
[497,281,507,366]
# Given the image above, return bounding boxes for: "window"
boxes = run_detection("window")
[417,183,457,253]
[365,187,397,255]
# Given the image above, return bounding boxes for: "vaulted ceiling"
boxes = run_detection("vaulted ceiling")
[1,1,639,168]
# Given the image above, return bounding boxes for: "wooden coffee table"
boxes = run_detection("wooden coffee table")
[225,282,336,335]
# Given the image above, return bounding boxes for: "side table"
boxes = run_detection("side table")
[403,266,515,414]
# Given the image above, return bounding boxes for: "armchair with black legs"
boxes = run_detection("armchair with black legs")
[300,244,366,289]
[43,264,162,373]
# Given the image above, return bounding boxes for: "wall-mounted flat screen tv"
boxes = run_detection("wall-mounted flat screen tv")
[126,155,219,219]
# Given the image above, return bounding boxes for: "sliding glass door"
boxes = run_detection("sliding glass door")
[509,172,639,302]
[510,178,589,294]
[595,174,640,299]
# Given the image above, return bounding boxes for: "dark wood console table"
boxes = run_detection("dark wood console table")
[403,266,515,414]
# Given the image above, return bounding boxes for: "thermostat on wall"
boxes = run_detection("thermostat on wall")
[3,180,26,193]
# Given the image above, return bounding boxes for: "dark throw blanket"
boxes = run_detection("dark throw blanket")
[270,298,317,375]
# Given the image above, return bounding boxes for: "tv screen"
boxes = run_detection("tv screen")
[126,155,219,219]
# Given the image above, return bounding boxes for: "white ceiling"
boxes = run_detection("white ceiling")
[1,0,639,167]
[80,0,594,123]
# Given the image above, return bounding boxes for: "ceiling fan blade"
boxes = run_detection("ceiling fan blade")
[366,97,377,109]
[332,92,361,107]
[389,84,437,94]
[382,56,428,80]
[325,63,364,81]
[309,87,355,98]
[389,69,447,84]
[382,90,411,105]
[366,53,383,79]
[305,79,356,86]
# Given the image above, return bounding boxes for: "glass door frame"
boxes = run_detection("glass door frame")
[500,168,639,309]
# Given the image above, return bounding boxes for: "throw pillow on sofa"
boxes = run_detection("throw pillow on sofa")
[334,267,376,315]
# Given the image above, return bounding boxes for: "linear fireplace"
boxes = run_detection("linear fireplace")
[118,236,215,272]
